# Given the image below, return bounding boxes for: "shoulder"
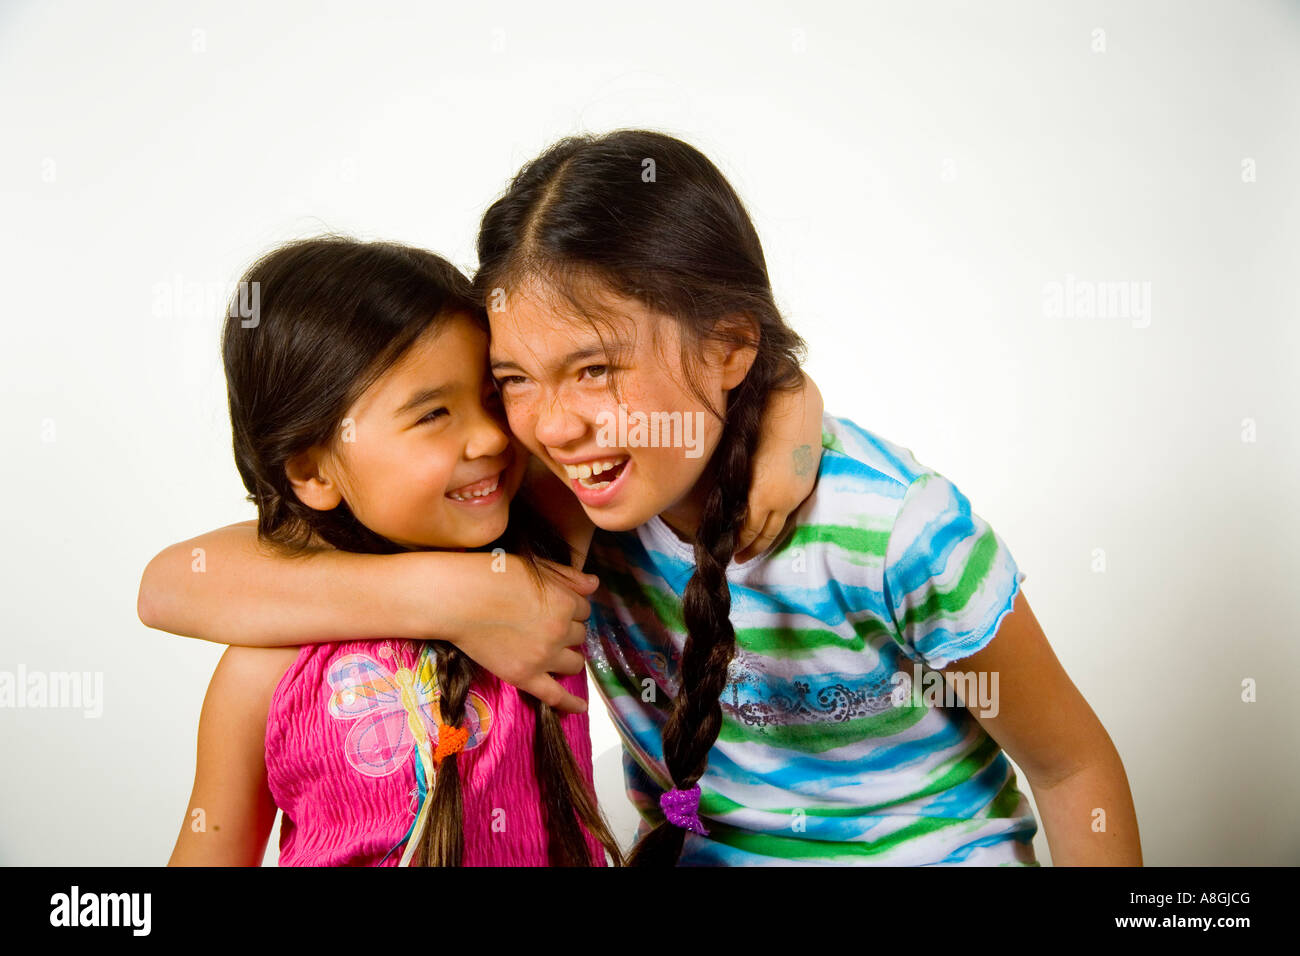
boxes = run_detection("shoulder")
[818,412,935,493]
[798,412,942,535]
[215,644,303,682]
[747,414,933,573]
[205,645,304,722]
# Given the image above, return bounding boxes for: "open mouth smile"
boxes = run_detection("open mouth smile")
[446,470,504,503]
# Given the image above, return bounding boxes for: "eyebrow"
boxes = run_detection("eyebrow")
[490,345,616,376]
[393,384,454,417]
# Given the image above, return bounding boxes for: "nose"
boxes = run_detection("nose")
[534,391,587,449]
[464,398,513,461]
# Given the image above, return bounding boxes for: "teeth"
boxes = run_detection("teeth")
[573,456,628,490]
[447,474,500,501]
[563,457,627,480]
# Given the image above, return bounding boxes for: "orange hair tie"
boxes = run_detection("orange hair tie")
[432,724,470,769]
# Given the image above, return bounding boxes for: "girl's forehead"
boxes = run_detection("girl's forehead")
[492,271,693,346]
[348,317,487,420]
[487,293,658,364]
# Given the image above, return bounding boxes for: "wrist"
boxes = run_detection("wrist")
[390,549,486,647]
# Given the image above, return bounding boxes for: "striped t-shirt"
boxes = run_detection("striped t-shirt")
[582,411,1039,865]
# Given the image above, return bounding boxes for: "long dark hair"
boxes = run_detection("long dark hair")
[474,130,807,865]
[222,235,623,867]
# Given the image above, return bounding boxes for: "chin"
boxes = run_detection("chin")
[395,513,511,551]
[580,502,656,535]
[462,513,511,546]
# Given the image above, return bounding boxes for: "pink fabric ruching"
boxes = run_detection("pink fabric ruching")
[264,638,607,866]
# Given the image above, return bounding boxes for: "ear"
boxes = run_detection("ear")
[284,446,344,512]
[710,314,760,391]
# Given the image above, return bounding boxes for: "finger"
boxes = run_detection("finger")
[567,620,589,650]
[571,591,591,624]
[521,674,588,714]
[554,643,587,674]
[735,512,780,563]
[734,508,765,557]
[540,558,600,592]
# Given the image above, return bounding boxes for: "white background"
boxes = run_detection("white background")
[1,0,1297,865]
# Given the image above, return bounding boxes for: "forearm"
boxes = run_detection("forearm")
[1028,746,1142,866]
[764,369,823,468]
[138,519,597,713]
[138,521,477,647]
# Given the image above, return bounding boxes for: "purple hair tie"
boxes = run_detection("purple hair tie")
[660,785,710,836]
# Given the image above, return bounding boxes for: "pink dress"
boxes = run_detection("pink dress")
[264,637,607,866]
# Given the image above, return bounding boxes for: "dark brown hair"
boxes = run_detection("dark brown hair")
[474,130,807,865]
[221,235,623,866]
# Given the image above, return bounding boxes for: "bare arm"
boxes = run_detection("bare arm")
[735,369,825,562]
[1023,741,1142,866]
[939,591,1143,865]
[168,644,296,865]
[138,521,437,647]
[138,522,599,713]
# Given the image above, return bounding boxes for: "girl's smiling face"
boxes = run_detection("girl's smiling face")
[287,312,528,550]
[488,278,756,539]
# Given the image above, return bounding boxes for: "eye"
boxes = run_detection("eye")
[580,365,608,381]
[495,375,526,388]
[418,407,448,424]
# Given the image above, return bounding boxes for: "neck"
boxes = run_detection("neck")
[658,505,698,544]
[657,457,720,545]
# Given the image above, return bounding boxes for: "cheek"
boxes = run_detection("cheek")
[634,443,697,486]
[377,440,453,499]
[504,440,531,491]
[503,396,539,447]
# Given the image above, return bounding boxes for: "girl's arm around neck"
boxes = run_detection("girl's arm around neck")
[138,520,433,647]
[735,369,825,562]
[137,521,598,713]
[168,644,298,865]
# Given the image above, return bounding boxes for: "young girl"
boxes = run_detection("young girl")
[147,133,1141,867]
[159,235,827,866]
[166,237,629,866]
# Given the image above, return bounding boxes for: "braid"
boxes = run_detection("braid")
[416,499,627,867]
[417,640,476,867]
[627,377,766,866]
[510,498,627,867]
[531,698,625,866]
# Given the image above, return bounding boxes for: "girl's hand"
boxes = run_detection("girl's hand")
[412,549,599,714]
[735,370,824,562]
